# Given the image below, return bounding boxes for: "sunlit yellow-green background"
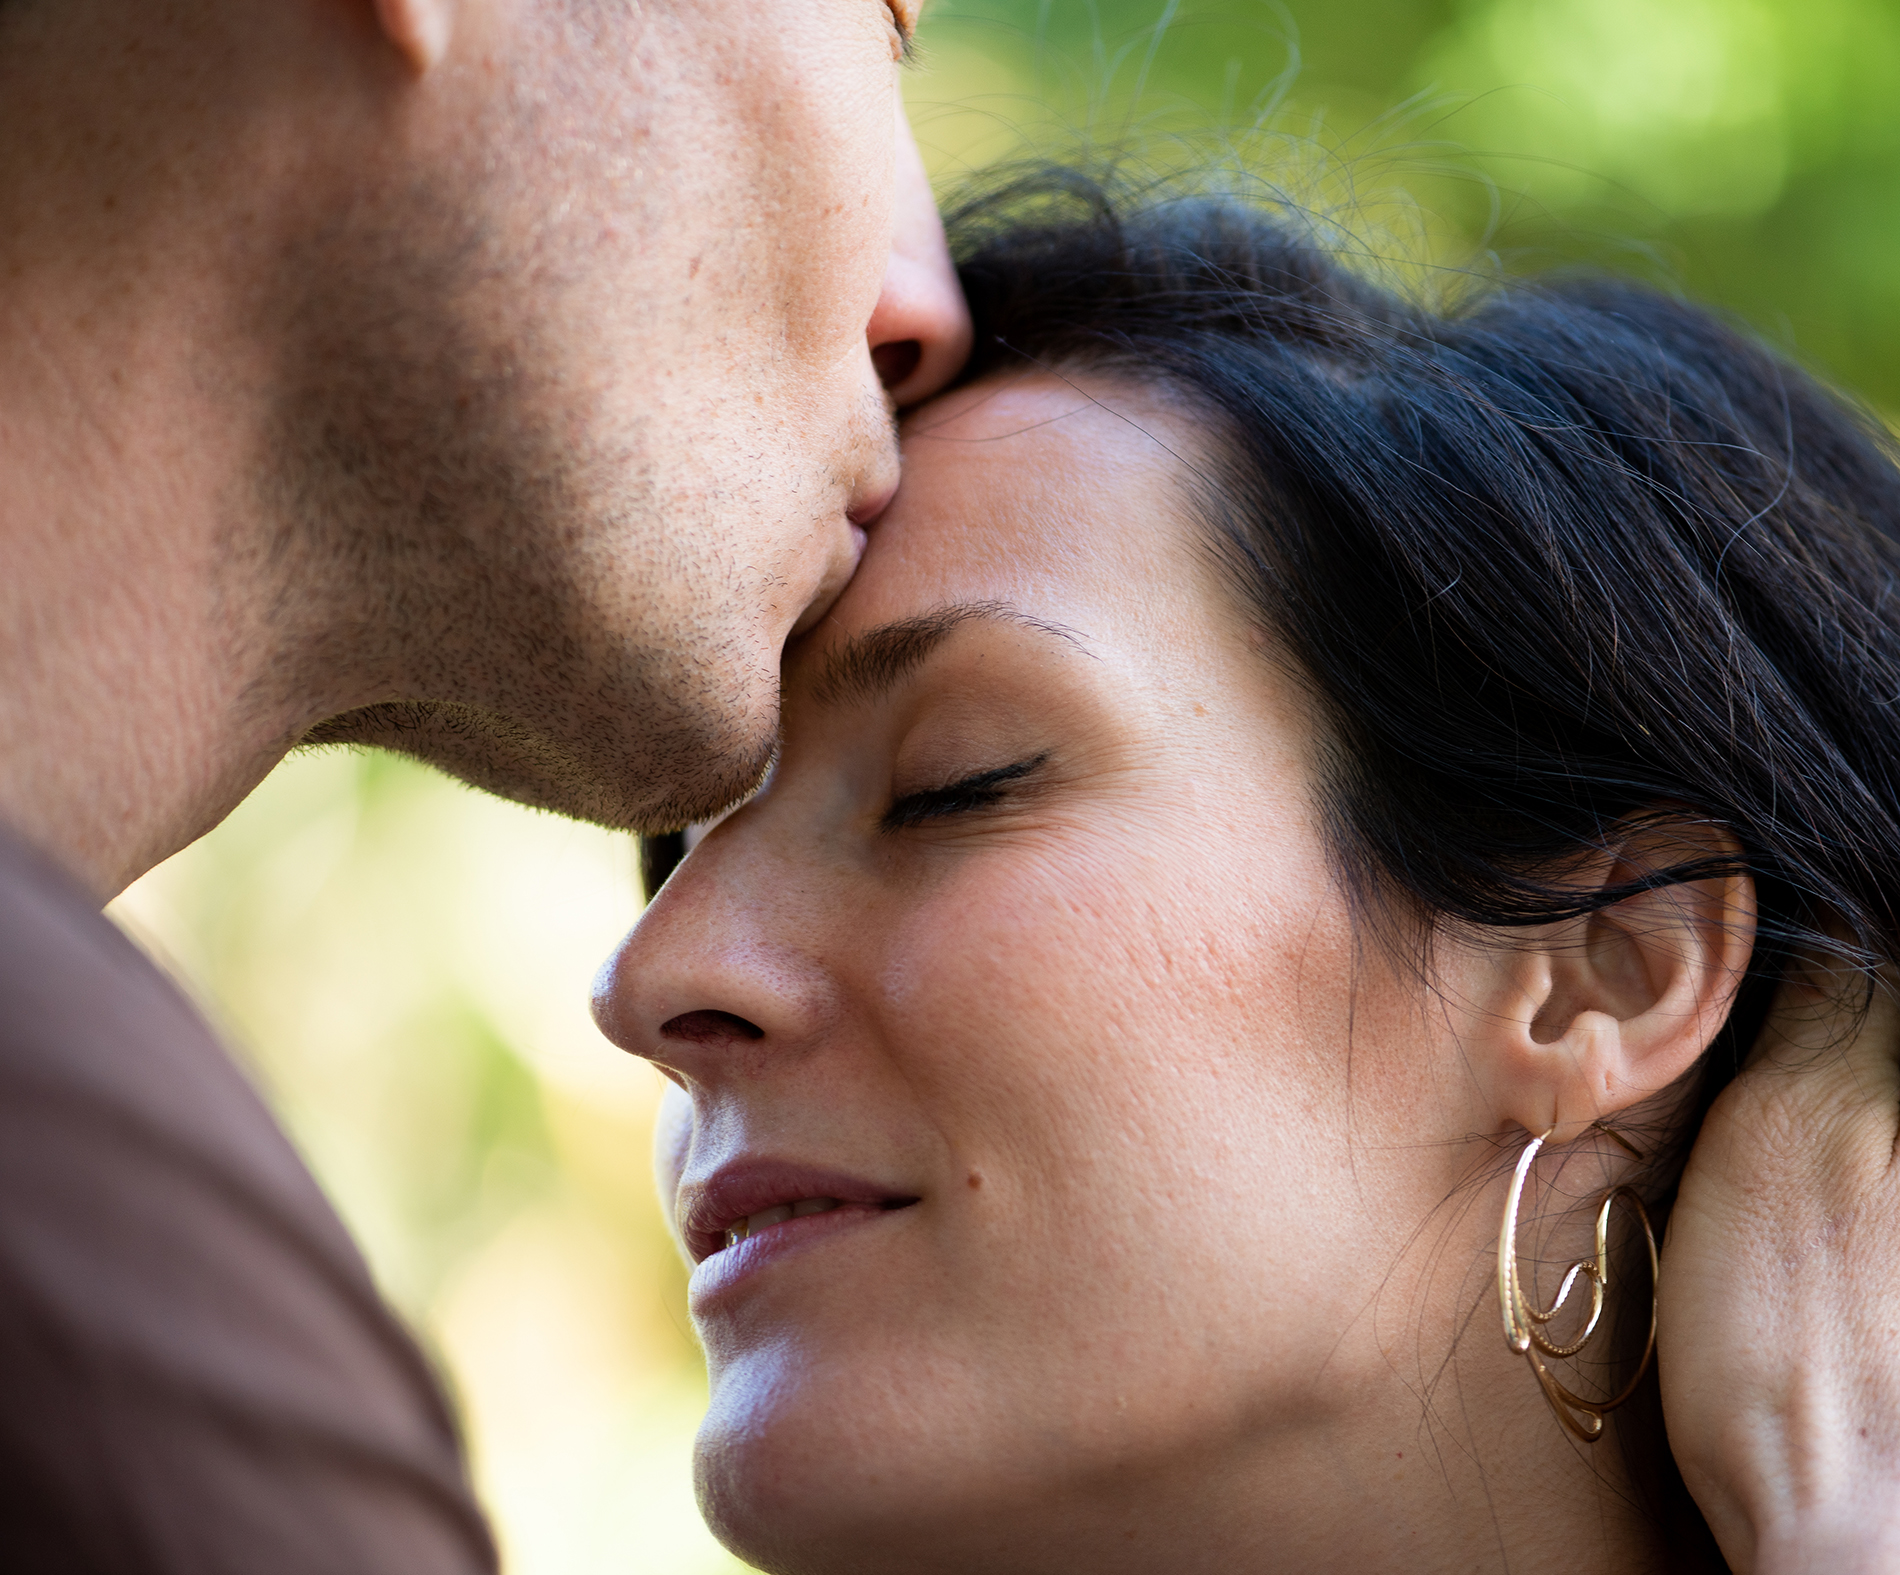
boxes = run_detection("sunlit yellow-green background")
[108,3,1900,1571]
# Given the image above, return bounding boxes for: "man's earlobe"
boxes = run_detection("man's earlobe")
[1477,816,1755,1140]
[372,0,455,75]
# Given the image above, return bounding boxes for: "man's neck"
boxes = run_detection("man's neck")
[0,23,351,901]
[0,270,309,900]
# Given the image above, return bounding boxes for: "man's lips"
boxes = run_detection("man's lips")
[679,1158,920,1265]
[788,520,871,638]
[848,478,899,527]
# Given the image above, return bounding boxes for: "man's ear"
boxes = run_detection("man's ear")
[371,0,455,74]
[1462,815,1756,1141]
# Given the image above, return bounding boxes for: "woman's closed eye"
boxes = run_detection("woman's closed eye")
[881,754,1050,833]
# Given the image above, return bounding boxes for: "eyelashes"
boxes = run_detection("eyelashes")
[884,0,919,58]
[881,754,1049,833]
[886,0,921,40]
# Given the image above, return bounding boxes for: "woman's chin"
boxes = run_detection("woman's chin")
[692,1353,1027,1574]
[694,1422,926,1574]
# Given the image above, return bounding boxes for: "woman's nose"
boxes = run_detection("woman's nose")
[590,830,836,1084]
[866,99,972,408]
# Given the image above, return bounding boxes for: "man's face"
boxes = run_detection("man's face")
[283,0,968,832]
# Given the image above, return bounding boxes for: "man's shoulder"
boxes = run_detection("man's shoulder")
[0,821,294,1180]
[0,834,497,1575]
[0,821,204,1052]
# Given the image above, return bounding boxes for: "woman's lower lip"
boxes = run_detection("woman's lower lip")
[689,1202,907,1308]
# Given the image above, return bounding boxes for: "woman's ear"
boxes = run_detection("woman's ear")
[371,0,456,75]
[1459,817,1755,1141]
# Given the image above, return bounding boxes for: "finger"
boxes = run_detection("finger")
[1728,955,1900,1183]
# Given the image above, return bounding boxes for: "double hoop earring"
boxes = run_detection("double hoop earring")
[1496,1123,1659,1444]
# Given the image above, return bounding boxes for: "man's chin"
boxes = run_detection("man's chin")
[298,698,777,835]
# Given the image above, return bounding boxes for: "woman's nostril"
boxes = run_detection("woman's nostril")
[661,1009,766,1044]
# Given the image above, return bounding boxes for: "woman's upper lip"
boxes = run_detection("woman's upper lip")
[678,1158,917,1264]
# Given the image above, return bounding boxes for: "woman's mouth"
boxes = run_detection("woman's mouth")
[720,1195,915,1251]
[690,1195,919,1309]
[682,1159,920,1265]
[724,1195,842,1248]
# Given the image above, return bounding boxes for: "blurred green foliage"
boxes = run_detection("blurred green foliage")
[909,0,1900,412]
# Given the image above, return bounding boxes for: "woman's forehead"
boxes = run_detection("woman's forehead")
[821,374,1200,632]
[898,372,1190,487]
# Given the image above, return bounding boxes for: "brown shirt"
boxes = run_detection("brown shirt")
[0,823,495,1573]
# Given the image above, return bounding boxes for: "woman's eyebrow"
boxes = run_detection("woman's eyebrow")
[811,600,1088,709]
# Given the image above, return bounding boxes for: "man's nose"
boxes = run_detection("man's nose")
[866,99,973,408]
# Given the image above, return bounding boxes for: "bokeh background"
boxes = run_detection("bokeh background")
[109,2,1900,1571]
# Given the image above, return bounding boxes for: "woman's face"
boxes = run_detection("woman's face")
[594,376,1505,1570]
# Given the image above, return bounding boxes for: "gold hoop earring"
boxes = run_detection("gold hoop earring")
[1496,1123,1659,1444]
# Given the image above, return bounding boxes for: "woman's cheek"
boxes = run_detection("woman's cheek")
[871,839,1184,1161]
